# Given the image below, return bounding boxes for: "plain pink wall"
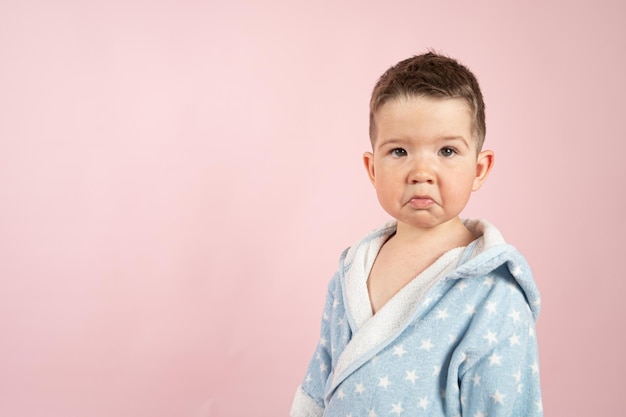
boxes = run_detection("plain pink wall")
[1,1,624,416]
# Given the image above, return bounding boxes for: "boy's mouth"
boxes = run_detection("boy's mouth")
[407,196,435,209]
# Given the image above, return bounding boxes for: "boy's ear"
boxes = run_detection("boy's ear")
[472,150,495,191]
[363,151,376,185]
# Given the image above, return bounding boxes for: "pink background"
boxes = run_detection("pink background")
[1,1,624,416]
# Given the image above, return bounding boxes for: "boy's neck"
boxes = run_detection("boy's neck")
[392,217,475,251]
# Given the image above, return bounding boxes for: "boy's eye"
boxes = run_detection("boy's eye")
[439,147,457,157]
[391,148,407,157]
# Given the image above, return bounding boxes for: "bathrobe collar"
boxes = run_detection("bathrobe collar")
[329,218,540,392]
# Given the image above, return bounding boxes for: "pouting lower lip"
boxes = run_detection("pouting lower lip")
[407,196,435,208]
[408,195,434,202]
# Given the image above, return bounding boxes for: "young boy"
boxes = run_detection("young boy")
[290,52,542,417]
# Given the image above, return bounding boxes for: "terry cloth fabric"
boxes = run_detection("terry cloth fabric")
[291,219,542,417]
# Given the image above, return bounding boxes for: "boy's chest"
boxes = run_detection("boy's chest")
[366,249,437,314]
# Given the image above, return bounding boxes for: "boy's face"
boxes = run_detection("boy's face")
[364,96,493,231]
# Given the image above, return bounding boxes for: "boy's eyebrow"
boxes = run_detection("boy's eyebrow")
[375,137,412,148]
[377,138,403,146]
[441,135,471,147]
[375,139,413,152]
[377,135,472,148]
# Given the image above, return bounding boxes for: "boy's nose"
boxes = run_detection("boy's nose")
[408,161,435,184]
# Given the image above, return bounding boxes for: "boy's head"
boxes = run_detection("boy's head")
[363,52,495,232]
[369,52,486,150]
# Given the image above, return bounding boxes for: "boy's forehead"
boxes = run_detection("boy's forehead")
[375,96,473,127]
[372,96,477,145]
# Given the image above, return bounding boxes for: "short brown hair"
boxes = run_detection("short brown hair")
[369,52,486,150]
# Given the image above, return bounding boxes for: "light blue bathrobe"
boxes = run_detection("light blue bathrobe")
[291,219,542,417]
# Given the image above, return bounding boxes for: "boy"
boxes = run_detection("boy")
[290,52,542,417]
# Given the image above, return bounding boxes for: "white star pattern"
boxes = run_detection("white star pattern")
[465,304,476,315]
[419,339,433,351]
[436,308,449,320]
[337,388,346,399]
[457,281,468,291]
[509,334,520,346]
[486,301,497,314]
[432,365,441,376]
[378,376,391,389]
[392,345,407,358]
[472,374,481,386]
[511,265,522,277]
[483,330,497,345]
[391,402,404,415]
[513,370,521,383]
[320,336,328,347]
[491,390,506,405]
[530,361,539,375]
[473,412,485,417]
[368,409,377,417]
[418,396,429,410]
[483,276,495,287]
[507,309,521,323]
[405,370,418,384]
[535,400,543,412]
[355,383,365,394]
[488,352,502,366]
